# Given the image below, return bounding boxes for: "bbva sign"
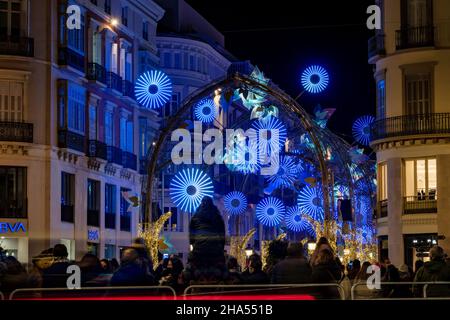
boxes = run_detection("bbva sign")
[0,222,26,234]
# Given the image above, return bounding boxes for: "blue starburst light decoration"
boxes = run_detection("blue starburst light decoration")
[135,70,172,109]
[301,65,329,94]
[297,186,324,222]
[233,142,261,174]
[256,197,286,227]
[170,168,214,213]
[194,98,216,123]
[266,156,298,190]
[352,115,375,146]
[285,206,314,234]
[223,191,248,216]
[251,116,287,157]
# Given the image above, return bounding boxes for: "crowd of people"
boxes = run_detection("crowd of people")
[1,198,450,299]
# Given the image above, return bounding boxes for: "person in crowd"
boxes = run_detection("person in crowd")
[131,237,154,277]
[159,257,184,293]
[42,244,72,288]
[78,253,110,287]
[154,257,169,282]
[414,260,424,278]
[110,248,155,286]
[110,258,120,273]
[347,259,361,282]
[339,263,352,300]
[0,256,30,298]
[263,240,288,279]
[242,254,269,284]
[100,259,111,273]
[352,261,377,299]
[226,256,242,284]
[311,249,342,299]
[188,197,227,284]
[414,246,450,297]
[271,242,311,284]
[310,237,334,267]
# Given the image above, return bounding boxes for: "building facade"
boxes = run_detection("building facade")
[0,0,164,262]
[369,0,450,267]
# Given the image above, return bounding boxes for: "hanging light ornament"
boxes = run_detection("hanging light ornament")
[256,197,286,227]
[135,70,172,109]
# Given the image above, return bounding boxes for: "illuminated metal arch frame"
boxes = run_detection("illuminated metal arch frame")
[143,73,344,237]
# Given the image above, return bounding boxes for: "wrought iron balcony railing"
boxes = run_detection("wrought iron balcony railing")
[368,34,385,60]
[403,196,437,215]
[396,26,435,50]
[106,146,123,165]
[106,71,123,92]
[122,80,135,99]
[87,62,106,84]
[370,113,450,142]
[58,47,85,73]
[0,37,34,57]
[87,140,107,160]
[0,121,33,143]
[122,151,137,171]
[58,129,85,153]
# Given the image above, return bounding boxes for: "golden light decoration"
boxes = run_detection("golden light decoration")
[138,211,172,270]
[237,228,256,269]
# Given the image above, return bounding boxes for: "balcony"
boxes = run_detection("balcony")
[105,213,116,229]
[0,122,33,143]
[87,140,107,160]
[396,26,435,50]
[87,62,106,84]
[58,47,85,73]
[87,209,100,227]
[368,34,385,61]
[122,80,135,99]
[0,37,34,57]
[404,196,437,215]
[370,113,450,142]
[106,146,123,165]
[106,71,123,92]
[61,204,74,223]
[58,129,85,153]
[122,151,137,171]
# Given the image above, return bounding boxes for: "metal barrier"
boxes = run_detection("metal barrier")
[184,284,346,300]
[351,281,450,300]
[423,282,450,299]
[9,286,176,300]
[0,291,4,300]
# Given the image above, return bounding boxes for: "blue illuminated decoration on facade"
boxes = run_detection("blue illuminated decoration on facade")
[233,142,261,174]
[251,116,287,157]
[301,65,329,94]
[135,70,172,109]
[223,191,248,216]
[285,206,313,234]
[266,156,298,190]
[352,115,375,146]
[170,168,214,213]
[297,186,324,222]
[0,222,26,233]
[194,98,216,123]
[255,197,286,227]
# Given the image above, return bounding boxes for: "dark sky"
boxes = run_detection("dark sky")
[186,0,376,141]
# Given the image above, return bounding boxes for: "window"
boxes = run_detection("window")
[163,52,171,68]
[404,158,437,200]
[378,163,388,201]
[0,0,22,39]
[104,244,116,259]
[87,179,100,227]
[0,166,27,218]
[183,53,188,70]
[105,183,116,229]
[174,53,181,69]
[67,82,86,134]
[0,80,23,122]
[376,80,386,119]
[405,0,432,27]
[142,21,149,41]
[405,74,432,115]
[61,172,75,223]
[120,188,131,231]
[119,116,127,150]
[126,121,133,153]
[104,107,114,146]
[104,0,111,14]
[189,55,195,71]
[88,97,97,140]
[121,6,128,26]
[197,56,202,72]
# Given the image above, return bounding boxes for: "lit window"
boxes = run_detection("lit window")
[404,158,437,200]
[378,162,388,200]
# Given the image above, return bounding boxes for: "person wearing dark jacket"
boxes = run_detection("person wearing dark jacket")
[271,243,312,284]
[311,249,342,299]
[414,246,450,297]
[110,248,155,286]
[42,244,71,288]
[241,254,269,284]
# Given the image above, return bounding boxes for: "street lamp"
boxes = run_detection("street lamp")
[245,248,254,257]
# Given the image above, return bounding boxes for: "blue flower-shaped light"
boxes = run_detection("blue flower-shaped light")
[170,168,214,213]
[194,98,216,123]
[233,142,261,174]
[256,197,286,227]
[297,186,324,222]
[352,115,375,146]
[266,156,298,189]
[285,206,314,234]
[251,116,287,158]
[135,70,172,109]
[223,191,248,216]
[301,65,329,94]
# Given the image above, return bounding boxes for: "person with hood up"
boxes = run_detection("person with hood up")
[414,246,450,297]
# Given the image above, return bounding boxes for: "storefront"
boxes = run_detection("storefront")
[0,219,29,263]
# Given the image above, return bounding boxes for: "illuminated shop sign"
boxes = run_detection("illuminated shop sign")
[0,222,26,234]
[88,229,99,242]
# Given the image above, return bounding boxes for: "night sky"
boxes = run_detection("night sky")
[186,0,376,141]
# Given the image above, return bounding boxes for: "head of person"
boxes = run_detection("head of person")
[398,264,409,277]
[429,245,445,261]
[248,254,263,273]
[4,256,25,274]
[195,197,220,218]
[415,259,424,272]
[315,249,334,265]
[352,259,361,270]
[110,258,120,270]
[167,257,184,275]
[79,253,101,271]
[227,256,239,271]
[53,244,68,259]
[356,261,371,280]
[286,242,305,258]
[267,240,288,262]
[121,248,139,265]
[100,259,110,272]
